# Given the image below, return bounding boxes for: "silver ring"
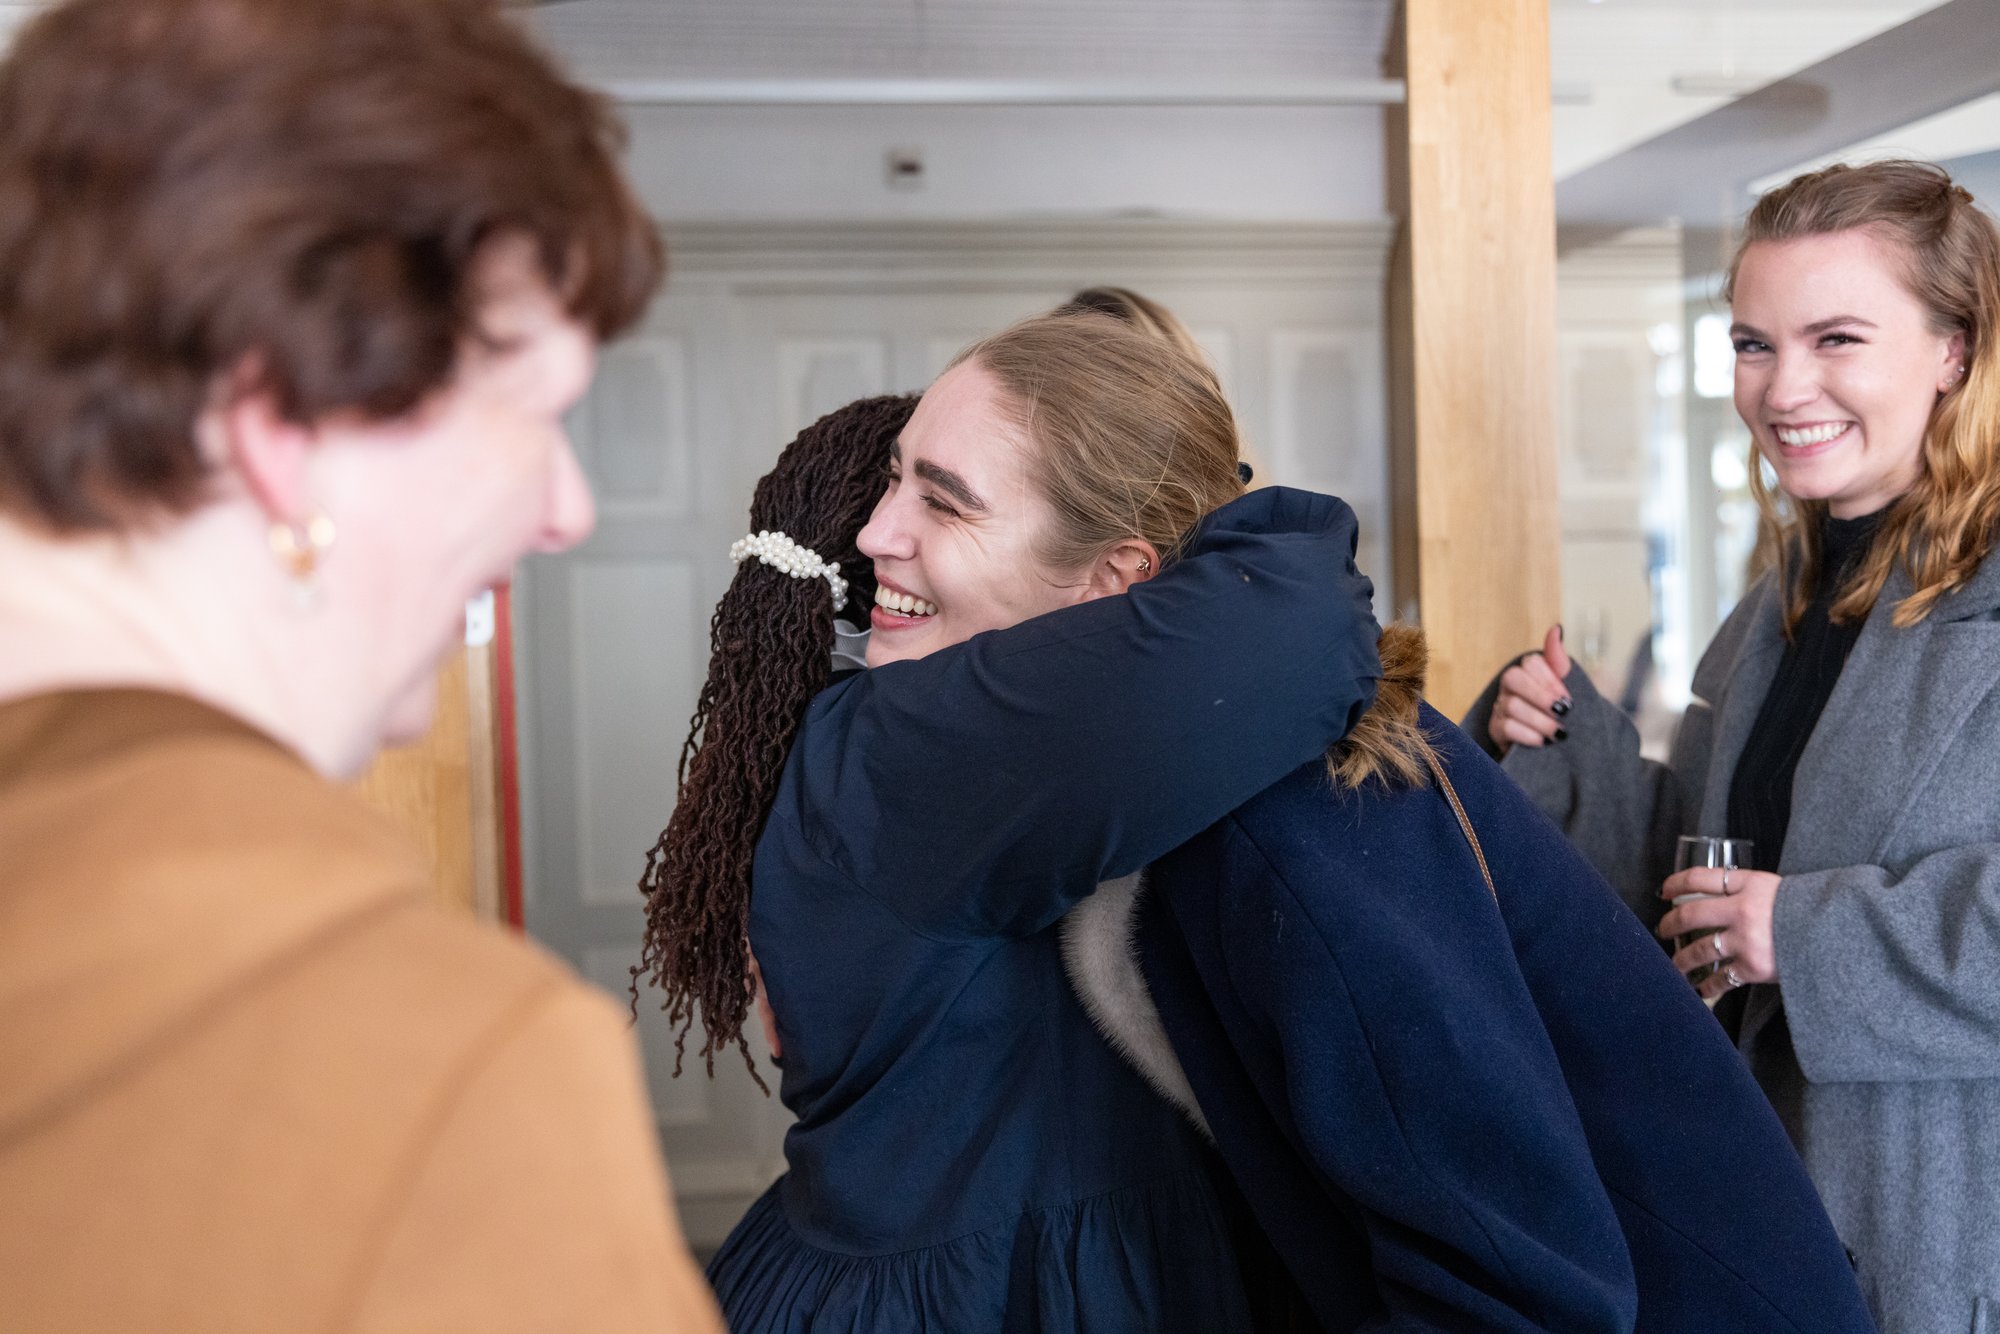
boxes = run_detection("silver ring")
[1724,965,1744,989]
[1711,933,1726,961]
[1721,868,1732,896]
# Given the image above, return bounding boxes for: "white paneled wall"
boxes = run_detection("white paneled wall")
[518,219,1394,1250]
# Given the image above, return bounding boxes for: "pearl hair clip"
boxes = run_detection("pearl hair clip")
[730,529,849,611]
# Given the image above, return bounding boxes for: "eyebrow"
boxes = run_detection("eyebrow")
[1730,315,1879,339]
[891,437,990,515]
[914,460,990,514]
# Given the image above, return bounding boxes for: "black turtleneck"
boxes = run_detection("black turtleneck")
[1725,508,1887,873]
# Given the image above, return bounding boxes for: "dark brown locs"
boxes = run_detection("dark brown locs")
[633,394,917,1091]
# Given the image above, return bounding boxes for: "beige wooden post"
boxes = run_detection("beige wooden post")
[1386,0,1564,718]
[351,642,505,922]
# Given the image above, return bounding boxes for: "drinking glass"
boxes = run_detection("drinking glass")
[1673,835,1752,983]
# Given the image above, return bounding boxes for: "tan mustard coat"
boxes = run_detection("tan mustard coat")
[0,689,722,1333]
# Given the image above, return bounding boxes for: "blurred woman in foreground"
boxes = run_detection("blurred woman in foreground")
[0,1,718,1328]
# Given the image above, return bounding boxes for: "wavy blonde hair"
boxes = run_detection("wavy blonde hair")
[1728,160,2000,631]
[961,309,1429,790]
[1326,623,1438,791]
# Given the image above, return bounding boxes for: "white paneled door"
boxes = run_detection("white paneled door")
[517,221,1393,1253]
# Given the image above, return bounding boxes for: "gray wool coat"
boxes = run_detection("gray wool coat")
[1464,546,2000,1334]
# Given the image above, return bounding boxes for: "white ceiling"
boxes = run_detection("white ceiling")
[1754,89,2000,195]
[527,0,1959,179]
[1,1,1988,222]
[533,0,1393,82]
[1549,0,1948,174]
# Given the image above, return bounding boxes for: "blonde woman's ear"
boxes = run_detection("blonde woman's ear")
[1081,539,1161,600]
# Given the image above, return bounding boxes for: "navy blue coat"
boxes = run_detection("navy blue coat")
[1123,709,1875,1332]
[712,489,1385,1331]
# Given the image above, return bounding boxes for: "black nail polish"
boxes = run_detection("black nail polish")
[1551,699,1571,717]
[1553,727,1569,742]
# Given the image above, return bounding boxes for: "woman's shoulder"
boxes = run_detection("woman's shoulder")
[1194,741,1460,901]
[3,687,426,887]
[0,688,611,1152]
[1688,570,1784,700]
[1924,533,2000,621]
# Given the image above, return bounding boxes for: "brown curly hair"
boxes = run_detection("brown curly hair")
[0,0,661,533]
[633,394,916,1089]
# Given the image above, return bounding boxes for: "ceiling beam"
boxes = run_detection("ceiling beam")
[596,78,1406,108]
[1557,0,2000,230]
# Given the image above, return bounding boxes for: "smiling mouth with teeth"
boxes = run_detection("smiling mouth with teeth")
[875,585,939,618]
[1773,422,1852,448]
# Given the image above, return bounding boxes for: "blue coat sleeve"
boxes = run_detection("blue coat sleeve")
[1211,792,1637,1333]
[772,486,1382,940]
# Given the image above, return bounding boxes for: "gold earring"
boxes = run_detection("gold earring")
[269,510,336,607]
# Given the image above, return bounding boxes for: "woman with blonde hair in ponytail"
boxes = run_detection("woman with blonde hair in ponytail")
[1473,159,2000,1330]
[1043,298,1871,1330]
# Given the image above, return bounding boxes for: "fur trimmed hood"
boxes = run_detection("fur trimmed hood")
[1058,873,1210,1139]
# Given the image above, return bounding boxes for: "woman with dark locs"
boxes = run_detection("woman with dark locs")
[633,392,916,1085]
[0,0,719,1327]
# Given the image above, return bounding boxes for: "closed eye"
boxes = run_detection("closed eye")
[1819,332,1863,347]
[1732,336,1770,355]
[887,466,960,517]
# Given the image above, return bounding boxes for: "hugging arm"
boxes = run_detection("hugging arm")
[778,486,1382,938]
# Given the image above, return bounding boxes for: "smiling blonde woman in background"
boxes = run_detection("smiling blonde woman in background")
[1469,159,2000,1332]
[0,1,720,1329]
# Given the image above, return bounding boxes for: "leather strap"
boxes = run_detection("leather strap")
[1423,749,1496,904]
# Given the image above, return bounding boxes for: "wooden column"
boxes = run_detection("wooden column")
[1386,0,1563,717]
[350,601,509,922]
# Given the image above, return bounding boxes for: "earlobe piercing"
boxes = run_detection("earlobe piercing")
[269,510,337,609]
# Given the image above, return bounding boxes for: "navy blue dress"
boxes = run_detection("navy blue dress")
[706,489,1383,1331]
[1133,708,1876,1332]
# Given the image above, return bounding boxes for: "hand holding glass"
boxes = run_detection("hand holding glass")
[1672,836,1752,984]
